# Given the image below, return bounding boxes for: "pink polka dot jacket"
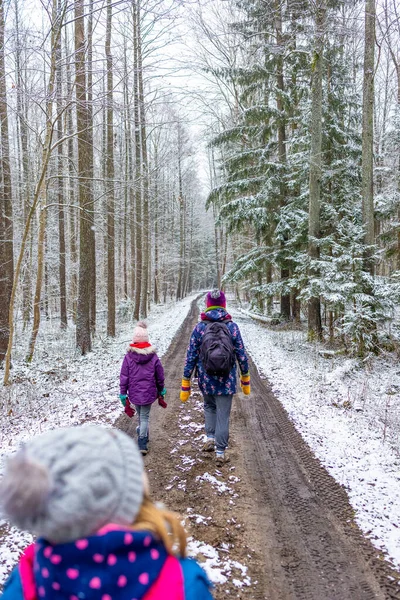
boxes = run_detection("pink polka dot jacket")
[183,308,249,396]
[1,525,213,600]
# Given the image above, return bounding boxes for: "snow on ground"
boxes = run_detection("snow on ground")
[232,305,400,571]
[1,293,400,586]
[187,537,251,588]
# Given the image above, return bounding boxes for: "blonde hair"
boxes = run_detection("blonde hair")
[132,495,187,557]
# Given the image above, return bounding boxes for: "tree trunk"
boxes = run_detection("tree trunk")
[0,0,14,363]
[123,38,129,300]
[153,145,160,304]
[124,53,135,302]
[87,0,96,334]
[137,0,149,317]
[65,36,78,322]
[307,0,326,341]
[133,1,142,320]
[361,0,375,275]
[26,199,46,361]
[176,126,185,301]
[106,0,116,336]
[75,0,92,354]
[14,0,31,329]
[275,0,291,320]
[56,0,67,329]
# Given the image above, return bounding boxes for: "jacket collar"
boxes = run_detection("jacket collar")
[127,344,157,355]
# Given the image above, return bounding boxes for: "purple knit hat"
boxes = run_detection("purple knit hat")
[206,289,226,308]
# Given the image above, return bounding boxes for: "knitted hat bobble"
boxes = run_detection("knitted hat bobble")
[0,425,144,544]
[206,289,226,309]
[132,321,149,344]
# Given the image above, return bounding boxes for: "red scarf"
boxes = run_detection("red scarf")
[129,341,151,348]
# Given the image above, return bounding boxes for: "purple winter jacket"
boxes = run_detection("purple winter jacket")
[120,345,165,406]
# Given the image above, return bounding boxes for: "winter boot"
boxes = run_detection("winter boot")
[202,438,215,452]
[215,451,230,467]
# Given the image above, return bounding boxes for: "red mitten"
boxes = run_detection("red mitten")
[124,401,136,418]
[158,396,167,408]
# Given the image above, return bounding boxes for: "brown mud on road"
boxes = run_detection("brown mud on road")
[116,298,400,600]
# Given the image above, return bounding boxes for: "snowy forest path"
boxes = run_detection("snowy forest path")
[115,299,400,599]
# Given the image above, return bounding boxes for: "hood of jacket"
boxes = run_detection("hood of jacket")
[126,345,157,364]
[200,307,232,322]
[33,526,168,600]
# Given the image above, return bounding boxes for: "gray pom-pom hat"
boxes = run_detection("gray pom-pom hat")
[0,425,144,544]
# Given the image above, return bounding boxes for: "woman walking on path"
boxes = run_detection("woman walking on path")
[0,424,213,599]
[120,321,166,455]
[180,290,251,466]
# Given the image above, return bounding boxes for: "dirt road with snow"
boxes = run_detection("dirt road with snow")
[115,298,400,599]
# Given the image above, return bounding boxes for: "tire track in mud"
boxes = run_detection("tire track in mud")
[234,327,400,599]
[116,298,400,600]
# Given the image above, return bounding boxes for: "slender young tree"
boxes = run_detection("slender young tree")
[138,0,149,317]
[176,124,186,301]
[0,0,14,364]
[14,0,31,329]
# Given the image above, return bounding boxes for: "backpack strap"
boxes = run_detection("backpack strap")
[143,555,184,600]
[19,544,37,600]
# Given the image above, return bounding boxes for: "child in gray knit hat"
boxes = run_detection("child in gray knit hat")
[0,424,213,600]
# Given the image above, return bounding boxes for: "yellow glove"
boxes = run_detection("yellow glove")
[240,373,250,395]
[180,378,191,402]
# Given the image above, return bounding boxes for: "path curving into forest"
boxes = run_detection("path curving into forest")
[115,297,400,600]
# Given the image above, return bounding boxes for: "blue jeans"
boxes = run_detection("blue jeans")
[203,394,233,452]
[134,404,151,439]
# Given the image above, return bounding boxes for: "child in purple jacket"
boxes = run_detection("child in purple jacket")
[120,321,166,455]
